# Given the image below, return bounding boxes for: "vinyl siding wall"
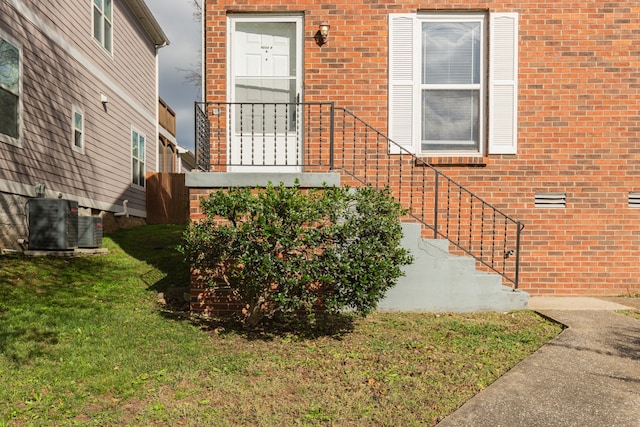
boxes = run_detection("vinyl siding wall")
[0,0,157,226]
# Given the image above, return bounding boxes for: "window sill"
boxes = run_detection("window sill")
[416,156,489,167]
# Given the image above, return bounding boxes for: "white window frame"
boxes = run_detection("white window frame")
[388,12,518,156]
[131,127,146,188]
[418,13,486,155]
[72,106,85,153]
[0,32,23,147]
[92,0,113,54]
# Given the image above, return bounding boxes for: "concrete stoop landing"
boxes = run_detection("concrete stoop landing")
[378,223,529,312]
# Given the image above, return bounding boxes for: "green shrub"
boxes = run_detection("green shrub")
[179,182,413,328]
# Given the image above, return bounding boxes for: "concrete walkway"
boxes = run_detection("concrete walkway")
[437,297,640,427]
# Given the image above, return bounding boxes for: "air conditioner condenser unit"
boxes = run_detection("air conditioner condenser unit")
[78,216,103,248]
[28,198,79,250]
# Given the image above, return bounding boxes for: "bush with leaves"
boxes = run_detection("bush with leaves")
[179,182,413,328]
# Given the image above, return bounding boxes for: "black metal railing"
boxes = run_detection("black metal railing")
[195,102,335,170]
[195,101,524,287]
[195,102,211,171]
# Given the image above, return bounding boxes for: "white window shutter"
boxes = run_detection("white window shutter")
[388,14,415,154]
[489,13,518,154]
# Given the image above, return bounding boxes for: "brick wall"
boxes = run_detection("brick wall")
[203,0,640,296]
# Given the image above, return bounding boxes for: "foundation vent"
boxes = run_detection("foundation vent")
[629,192,640,208]
[535,192,566,208]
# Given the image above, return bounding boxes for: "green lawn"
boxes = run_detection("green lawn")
[0,224,562,426]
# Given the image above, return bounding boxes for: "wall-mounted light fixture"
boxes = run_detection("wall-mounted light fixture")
[315,22,330,46]
[100,93,108,113]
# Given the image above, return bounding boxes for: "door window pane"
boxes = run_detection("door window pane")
[234,21,298,134]
[235,22,296,77]
[235,79,296,133]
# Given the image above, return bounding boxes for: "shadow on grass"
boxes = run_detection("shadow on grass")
[0,324,59,365]
[190,311,357,341]
[106,224,190,295]
[107,224,356,340]
[0,253,119,365]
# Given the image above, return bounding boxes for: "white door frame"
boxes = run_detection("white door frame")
[227,14,304,172]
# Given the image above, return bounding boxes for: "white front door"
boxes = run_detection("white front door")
[228,15,303,172]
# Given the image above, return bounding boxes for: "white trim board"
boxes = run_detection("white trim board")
[0,177,146,218]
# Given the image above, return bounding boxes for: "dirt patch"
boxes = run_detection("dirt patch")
[157,286,190,313]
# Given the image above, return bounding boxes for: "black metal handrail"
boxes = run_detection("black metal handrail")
[195,101,524,288]
[195,102,335,170]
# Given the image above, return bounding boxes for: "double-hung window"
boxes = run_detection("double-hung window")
[421,15,484,152]
[132,129,145,187]
[0,34,21,146]
[93,0,113,53]
[389,12,518,156]
[72,107,84,153]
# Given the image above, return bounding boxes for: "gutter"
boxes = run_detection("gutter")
[124,0,170,48]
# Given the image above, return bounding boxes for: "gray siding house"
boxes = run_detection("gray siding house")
[0,0,169,250]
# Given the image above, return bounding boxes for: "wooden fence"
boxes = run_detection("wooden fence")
[146,173,189,224]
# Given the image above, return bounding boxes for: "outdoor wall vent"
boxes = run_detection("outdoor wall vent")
[535,192,566,208]
[628,192,640,208]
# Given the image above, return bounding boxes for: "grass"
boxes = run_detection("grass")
[621,310,640,321]
[0,224,562,426]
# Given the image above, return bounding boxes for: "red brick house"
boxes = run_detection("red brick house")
[189,0,640,302]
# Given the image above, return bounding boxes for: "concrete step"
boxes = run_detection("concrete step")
[378,223,529,312]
